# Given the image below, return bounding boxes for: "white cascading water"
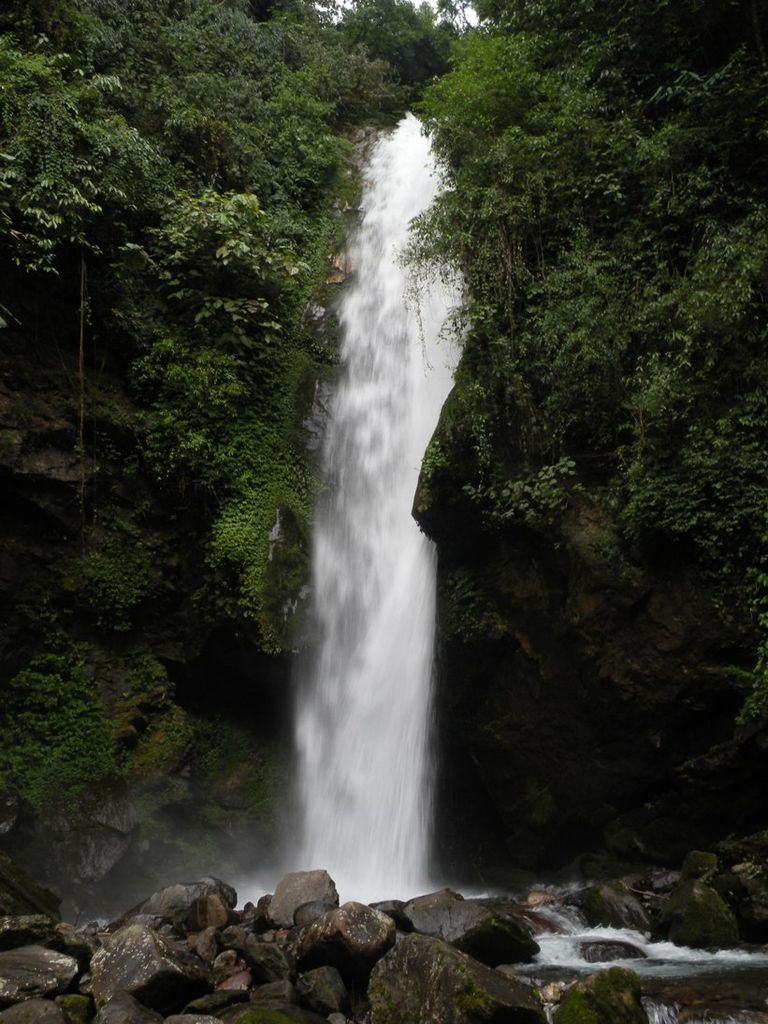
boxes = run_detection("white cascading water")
[292,114,460,902]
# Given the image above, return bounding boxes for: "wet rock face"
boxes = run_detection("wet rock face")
[418,473,763,873]
[0,944,79,1007]
[93,991,164,1023]
[368,932,545,1024]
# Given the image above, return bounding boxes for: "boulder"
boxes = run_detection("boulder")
[93,991,163,1023]
[297,901,395,985]
[368,932,545,1024]
[402,890,539,965]
[192,926,220,965]
[293,902,336,928]
[249,979,298,1006]
[90,923,210,1012]
[0,998,67,1022]
[124,879,236,930]
[657,879,739,949]
[187,895,231,932]
[579,882,650,933]
[0,851,61,919]
[213,950,249,986]
[0,944,79,1006]
[552,968,647,1024]
[581,940,647,963]
[0,914,58,951]
[296,966,350,1016]
[269,872,338,930]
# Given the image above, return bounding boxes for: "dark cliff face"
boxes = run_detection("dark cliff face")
[0,327,293,916]
[417,392,767,878]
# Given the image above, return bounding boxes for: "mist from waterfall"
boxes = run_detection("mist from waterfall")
[292,113,460,902]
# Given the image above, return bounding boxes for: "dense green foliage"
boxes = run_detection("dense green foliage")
[0,652,120,807]
[417,0,768,715]
[0,0,451,819]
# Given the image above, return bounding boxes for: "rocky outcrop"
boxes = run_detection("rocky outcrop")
[416,427,766,874]
[579,882,651,933]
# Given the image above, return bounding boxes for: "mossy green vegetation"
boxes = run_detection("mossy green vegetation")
[0,651,121,808]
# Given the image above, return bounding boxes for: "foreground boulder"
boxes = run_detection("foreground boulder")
[552,968,647,1024]
[368,932,545,1024]
[269,871,339,929]
[0,944,79,1006]
[297,901,395,984]
[403,890,539,965]
[90,923,209,1012]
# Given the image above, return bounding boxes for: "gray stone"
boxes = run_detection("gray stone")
[125,879,236,930]
[402,890,539,966]
[297,901,395,985]
[581,940,647,963]
[90,923,209,1013]
[269,872,338,930]
[250,980,298,1006]
[94,991,163,1023]
[1,998,67,1023]
[368,932,545,1024]
[0,944,79,1007]
[192,926,220,965]
[296,965,350,1016]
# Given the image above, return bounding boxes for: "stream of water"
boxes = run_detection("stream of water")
[291,114,460,902]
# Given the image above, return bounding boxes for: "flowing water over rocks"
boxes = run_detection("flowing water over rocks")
[292,114,460,902]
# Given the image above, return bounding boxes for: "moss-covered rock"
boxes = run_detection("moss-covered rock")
[552,968,647,1024]
[657,879,739,949]
[55,994,95,1024]
[368,932,545,1024]
[680,851,718,882]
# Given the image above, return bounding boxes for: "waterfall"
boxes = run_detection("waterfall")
[292,114,460,902]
